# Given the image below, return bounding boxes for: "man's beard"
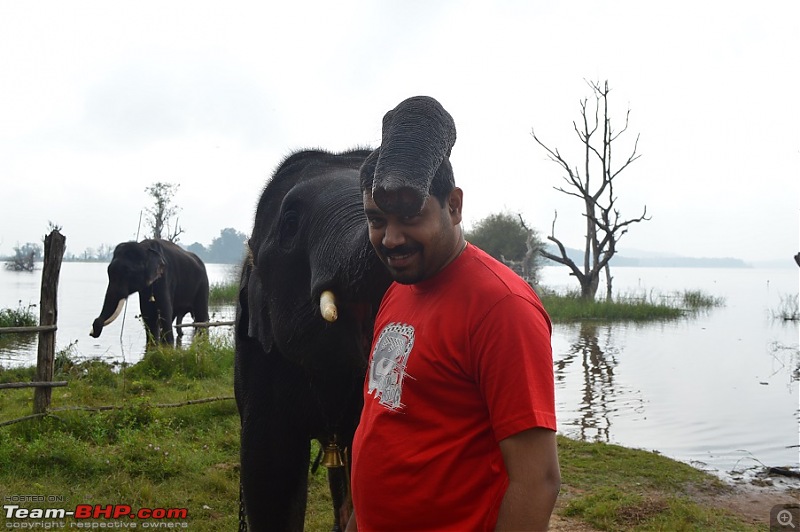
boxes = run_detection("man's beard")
[380,244,423,285]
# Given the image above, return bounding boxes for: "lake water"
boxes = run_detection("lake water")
[1,261,798,484]
[542,265,799,484]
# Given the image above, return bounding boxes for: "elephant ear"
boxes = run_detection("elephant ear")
[238,254,274,351]
[145,243,166,286]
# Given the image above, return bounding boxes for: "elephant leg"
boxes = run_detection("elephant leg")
[327,464,351,532]
[157,309,174,344]
[192,293,210,340]
[238,347,309,531]
[240,414,309,531]
[139,302,161,346]
[193,292,210,324]
[175,313,185,338]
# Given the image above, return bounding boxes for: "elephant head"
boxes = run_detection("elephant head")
[238,149,392,370]
[90,241,165,338]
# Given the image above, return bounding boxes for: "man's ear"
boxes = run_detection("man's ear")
[447,187,463,224]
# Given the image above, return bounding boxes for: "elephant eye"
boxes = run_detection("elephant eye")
[279,210,300,249]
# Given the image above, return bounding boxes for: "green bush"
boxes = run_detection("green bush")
[0,301,38,327]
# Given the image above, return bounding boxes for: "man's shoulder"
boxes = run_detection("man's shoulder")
[464,244,534,294]
[464,245,550,322]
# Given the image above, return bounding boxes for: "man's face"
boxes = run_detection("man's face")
[363,188,463,284]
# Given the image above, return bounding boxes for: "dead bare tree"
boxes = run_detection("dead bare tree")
[532,80,650,300]
[145,182,184,242]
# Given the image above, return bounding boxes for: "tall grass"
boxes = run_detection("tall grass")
[538,287,724,322]
[0,301,38,327]
[771,293,799,321]
[209,281,238,306]
[679,289,725,309]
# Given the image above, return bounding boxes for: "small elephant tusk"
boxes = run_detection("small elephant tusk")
[320,290,338,322]
[103,299,126,326]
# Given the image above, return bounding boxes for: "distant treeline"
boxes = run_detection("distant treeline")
[2,237,753,269]
[184,228,248,265]
[4,228,249,265]
[542,244,750,269]
[609,256,749,268]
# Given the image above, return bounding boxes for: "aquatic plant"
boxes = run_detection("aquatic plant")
[0,301,38,328]
[771,293,799,321]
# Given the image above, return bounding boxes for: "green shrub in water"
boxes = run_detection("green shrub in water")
[0,301,38,328]
[209,281,238,305]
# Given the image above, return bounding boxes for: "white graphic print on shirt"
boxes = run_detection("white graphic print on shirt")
[367,322,415,411]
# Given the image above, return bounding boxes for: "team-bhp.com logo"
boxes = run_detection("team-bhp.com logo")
[4,504,188,528]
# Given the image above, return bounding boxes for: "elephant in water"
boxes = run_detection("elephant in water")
[235,149,392,531]
[90,239,210,345]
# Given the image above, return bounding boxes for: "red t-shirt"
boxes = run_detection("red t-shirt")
[351,244,555,531]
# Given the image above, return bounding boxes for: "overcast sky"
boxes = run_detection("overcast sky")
[1,1,798,264]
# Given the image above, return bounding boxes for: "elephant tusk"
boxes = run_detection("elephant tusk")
[103,299,127,326]
[320,291,338,322]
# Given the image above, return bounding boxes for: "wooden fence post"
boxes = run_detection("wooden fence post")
[33,230,66,414]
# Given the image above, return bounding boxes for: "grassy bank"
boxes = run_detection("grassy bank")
[0,338,240,529]
[0,339,770,531]
[539,288,724,322]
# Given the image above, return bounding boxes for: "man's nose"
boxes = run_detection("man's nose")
[382,221,406,249]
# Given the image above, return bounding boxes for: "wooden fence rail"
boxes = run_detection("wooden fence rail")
[0,381,68,390]
[175,320,235,330]
[0,325,58,334]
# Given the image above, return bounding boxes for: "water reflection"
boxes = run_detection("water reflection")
[0,333,37,366]
[554,322,644,442]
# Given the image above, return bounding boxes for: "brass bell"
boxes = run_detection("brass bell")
[321,442,344,469]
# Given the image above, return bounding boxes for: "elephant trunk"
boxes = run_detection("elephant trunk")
[90,298,126,338]
[369,96,456,215]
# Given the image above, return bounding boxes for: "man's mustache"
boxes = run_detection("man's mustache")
[380,244,420,257]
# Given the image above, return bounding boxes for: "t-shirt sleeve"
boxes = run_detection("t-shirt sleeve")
[471,293,556,441]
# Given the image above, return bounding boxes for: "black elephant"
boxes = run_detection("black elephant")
[90,239,210,345]
[235,149,392,531]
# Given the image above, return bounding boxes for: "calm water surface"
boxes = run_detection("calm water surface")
[1,262,798,483]
[542,265,799,483]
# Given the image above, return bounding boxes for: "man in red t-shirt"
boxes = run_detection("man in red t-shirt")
[348,96,560,531]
